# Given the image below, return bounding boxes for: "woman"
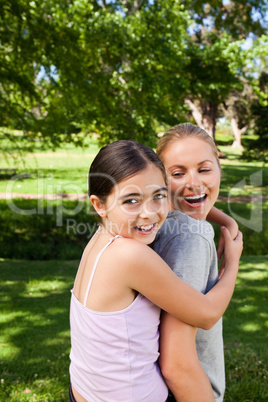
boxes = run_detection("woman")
[154,123,237,401]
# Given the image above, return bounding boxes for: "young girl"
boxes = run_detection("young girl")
[69,139,242,402]
[154,123,236,401]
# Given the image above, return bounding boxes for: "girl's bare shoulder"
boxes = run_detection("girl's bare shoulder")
[105,237,158,264]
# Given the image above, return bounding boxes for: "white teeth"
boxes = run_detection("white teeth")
[137,224,154,231]
[184,194,205,200]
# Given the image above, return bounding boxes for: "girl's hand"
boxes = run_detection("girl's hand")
[217,219,239,278]
[219,226,243,278]
[217,217,238,260]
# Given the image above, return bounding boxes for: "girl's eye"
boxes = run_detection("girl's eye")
[123,198,138,205]
[153,193,167,200]
[199,169,211,173]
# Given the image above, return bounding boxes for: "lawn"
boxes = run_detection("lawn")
[0,132,267,401]
[1,133,267,199]
[0,134,99,195]
[0,256,267,401]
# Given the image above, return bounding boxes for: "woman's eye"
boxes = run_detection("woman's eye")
[172,172,184,177]
[199,169,211,173]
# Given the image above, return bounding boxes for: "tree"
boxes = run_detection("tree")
[1,0,267,148]
[222,83,253,149]
[181,0,268,140]
[0,0,41,132]
[223,36,268,149]
[1,0,192,147]
[243,70,268,161]
[183,34,243,139]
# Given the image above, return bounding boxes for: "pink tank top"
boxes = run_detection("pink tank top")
[69,234,168,402]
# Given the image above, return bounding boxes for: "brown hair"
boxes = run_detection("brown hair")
[88,139,166,203]
[156,123,221,169]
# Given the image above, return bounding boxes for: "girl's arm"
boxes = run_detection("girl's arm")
[125,226,242,329]
[159,313,215,402]
[207,206,238,236]
[207,206,239,262]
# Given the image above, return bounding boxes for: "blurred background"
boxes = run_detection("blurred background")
[0,1,267,400]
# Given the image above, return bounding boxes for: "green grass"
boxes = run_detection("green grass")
[0,133,267,259]
[0,259,75,401]
[0,198,266,259]
[1,133,267,198]
[218,159,268,198]
[0,135,100,194]
[0,199,98,260]
[0,256,267,401]
[213,201,268,256]
[223,255,268,401]
[0,130,268,399]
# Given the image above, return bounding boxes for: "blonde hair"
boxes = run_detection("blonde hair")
[156,123,221,169]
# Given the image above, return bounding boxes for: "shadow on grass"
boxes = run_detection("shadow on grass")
[220,163,268,197]
[224,257,268,349]
[0,256,267,401]
[0,260,77,400]
[213,201,268,256]
[0,199,98,260]
[0,199,268,260]
[223,256,268,401]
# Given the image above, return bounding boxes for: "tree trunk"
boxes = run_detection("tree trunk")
[185,99,217,140]
[230,117,246,149]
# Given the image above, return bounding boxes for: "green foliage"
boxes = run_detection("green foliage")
[187,0,268,39]
[241,147,268,164]
[1,1,267,147]
[0,139,267,259]
[240,71,268,162]
[181,1,268,137]
[0,198,267,260]
[1,0,192,147]
[0,199,98,260]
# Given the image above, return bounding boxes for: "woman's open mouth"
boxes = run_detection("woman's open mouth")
[183,194,207,207]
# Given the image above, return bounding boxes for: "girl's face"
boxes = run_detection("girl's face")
[161,137,221,220]
[100,164,169,244]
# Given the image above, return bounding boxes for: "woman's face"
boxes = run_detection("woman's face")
[161,137,221,220]
[100,163,169,244]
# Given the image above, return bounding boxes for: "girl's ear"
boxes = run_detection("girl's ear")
[90,195,107,218]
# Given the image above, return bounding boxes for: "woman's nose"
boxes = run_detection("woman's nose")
[186,171,201,189]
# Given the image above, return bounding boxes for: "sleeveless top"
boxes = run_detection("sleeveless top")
[69,233,168,402]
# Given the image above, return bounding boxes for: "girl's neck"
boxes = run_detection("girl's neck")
[97,223,118,240]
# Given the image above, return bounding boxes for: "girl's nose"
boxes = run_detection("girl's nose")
[139,200,156,218]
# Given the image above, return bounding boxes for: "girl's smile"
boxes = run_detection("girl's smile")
[96,164,169,243]
[133,223,157,235]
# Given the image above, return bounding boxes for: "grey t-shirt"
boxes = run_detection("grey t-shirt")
[153,210,225,402]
